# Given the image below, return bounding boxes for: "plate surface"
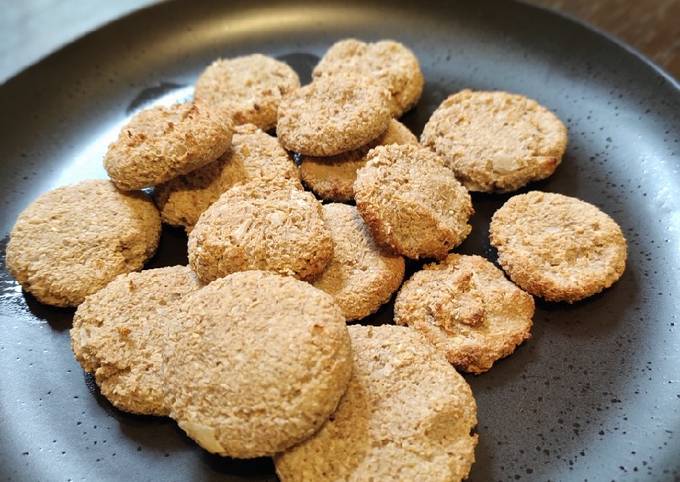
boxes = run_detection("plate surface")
[1,1,679,481]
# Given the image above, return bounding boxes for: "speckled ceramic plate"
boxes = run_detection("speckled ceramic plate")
[1,1,679,481]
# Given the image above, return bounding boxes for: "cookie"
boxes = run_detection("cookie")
[489,191,627,302]
[275,324,478,482]
[194,54,300,131]
[188,182,333,283]
[277,73,391,157]
[104,102,233,191]
[312,203,405,321]
[163,270,352,458]
[354,144,474,259]
[154,124,301,230]
[394,254,534,373]
[299,119,418,202]
[313,39,424,116]
[70,266,201,415]
[421,89,568,192]
[5,180,161,307]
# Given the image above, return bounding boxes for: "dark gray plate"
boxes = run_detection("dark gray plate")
[1,1,679,481]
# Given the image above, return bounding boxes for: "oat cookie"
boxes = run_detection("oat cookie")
[70,266,201,415]
[194,54,300,131]
[277,73,391,157]
[188,182,333,283]
[163,270,352,458]
[299,119,418,202]
[489,191,627,302]
[394,254,534,373]
[354,144,473,259]
[421,90,568,192]
[313,39,424,116]
[5,180,161,307]
[154,124,301,230]
[275,324,478,482]
[313,203,405,321]
[104,102,232,191]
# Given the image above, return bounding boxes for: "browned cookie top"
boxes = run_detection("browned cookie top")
[188,182,333,283]
[313,39,424,116]
[194,54,300,131]
[395,254,534,373]
[163,270,352,458]
[275,324,478,482]
[5,179,161,307]
[104,102,233,190]
[277,73,391,157]
[421,90,567,192]
[490,191,627,302]
[71,266,201,416]
[354,144,473,259]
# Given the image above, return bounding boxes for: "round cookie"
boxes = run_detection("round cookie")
[313,39,424,116]
[394,254,534,373]
[163,270,352,458]
[312,203,405,321]
[5,180,161,307]
[194,54,300,131]
[70,266,201,415]
[421,89,568,192]
[275,324,478,482]
[104,102,233,191]
[354,144,474,260]
[154,124,301,230]
[188,182,333,283]
[299,119,418,202]
[277,73,391,157]
[489,191,627,302]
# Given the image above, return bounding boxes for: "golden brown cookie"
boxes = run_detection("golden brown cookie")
[394,254,534,373]
[354,144,473,259]
[276,73,391,157]
[312,203,405,321]
[275,324,478,482]
[489,191,627,302]
[70,266,201,415]
[194,54,300,131]
[163,270,352,458]
[421,90,568,192]
[313,39,424,116]
[299,119,418,202]
[154,124,301,230]
[5,180,161,307]
[104,102,233,190]
[188,182,333,283]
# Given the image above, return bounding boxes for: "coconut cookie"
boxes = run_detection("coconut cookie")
[275,324,478,482]
[421,90,568,192]
[70,266,201,415]
[489,191,627,303]
[5,180,161,307]
[299,119,418,202]
[354,144,473,260]
[188,182,333,283]
[104,102,233,190]
[313,39,424,116]
[194,54,300,131]
[163,270,352,458]
[277,73,391,157]
[394,254,534,374]
[154,124,301,230]
[313,203,405,321]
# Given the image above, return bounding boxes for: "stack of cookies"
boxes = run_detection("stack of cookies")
[4,38,628,482]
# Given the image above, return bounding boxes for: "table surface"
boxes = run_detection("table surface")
[0,0,678,83]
